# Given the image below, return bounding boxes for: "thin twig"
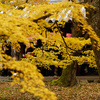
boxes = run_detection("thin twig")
[56,22,72,59]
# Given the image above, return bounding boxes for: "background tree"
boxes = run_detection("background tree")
[84,0,100,76]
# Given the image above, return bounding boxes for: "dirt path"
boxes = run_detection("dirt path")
[0,76,58,82]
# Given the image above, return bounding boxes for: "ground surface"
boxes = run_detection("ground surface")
[0,76,100,100]
[0,76,100,82]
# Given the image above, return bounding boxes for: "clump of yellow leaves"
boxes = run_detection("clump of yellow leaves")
[3,60,57,100]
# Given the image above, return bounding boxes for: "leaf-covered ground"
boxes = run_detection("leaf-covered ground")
[0,81,100,100]
[46,82,100,100]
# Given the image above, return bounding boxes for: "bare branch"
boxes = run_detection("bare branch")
[33,14,52,22]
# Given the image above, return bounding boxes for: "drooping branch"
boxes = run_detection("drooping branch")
[56,22,89,53]
[44,22,55,38]
[56,22,72,59]
[56,22,74,52]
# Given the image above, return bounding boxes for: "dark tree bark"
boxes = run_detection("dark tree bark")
[52,61,77,87]
[85,0,100,77]
[26,0,28,3]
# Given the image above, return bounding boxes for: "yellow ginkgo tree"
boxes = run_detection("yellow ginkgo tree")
[0,0,100,99]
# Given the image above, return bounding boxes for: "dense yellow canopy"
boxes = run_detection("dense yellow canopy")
[0,0,99,99]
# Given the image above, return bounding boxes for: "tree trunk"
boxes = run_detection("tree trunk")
[52,61,77,87]
[86,0,100,76]
[51,17,78,87]
[92,42,100,77]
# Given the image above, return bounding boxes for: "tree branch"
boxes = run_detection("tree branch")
[26,0,28,3]
[56,22,72,59]
[33,14,52,22]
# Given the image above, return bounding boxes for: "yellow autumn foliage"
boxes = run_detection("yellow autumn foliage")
[0,0,99,100]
